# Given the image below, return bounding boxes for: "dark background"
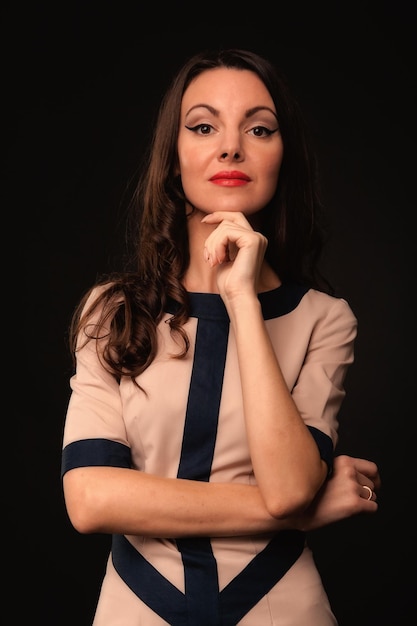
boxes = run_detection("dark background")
[5,1,415,624]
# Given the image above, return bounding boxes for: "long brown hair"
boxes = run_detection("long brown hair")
[69,48,330,382]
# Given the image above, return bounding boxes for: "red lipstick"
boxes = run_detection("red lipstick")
[209,170,251,187]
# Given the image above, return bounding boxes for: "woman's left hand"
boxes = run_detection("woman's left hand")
[201,211,268,298]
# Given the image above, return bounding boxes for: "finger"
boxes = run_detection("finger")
[205,225,263,266]
[201,211,250,227]
[204,230,239,265]
[352,457,381,488]
[361,484,374,501]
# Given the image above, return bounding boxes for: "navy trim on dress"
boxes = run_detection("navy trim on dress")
[308,425,334,475]
[175,316,229,624]
[166,282,310,322]
[60,438,131,477]
[111,529,305,626]
[112,534,188,625]
[220,530,304,625]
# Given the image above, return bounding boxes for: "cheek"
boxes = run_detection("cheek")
[177,146,206,200]
[178,161,196,196]
[177,144,200,178]
[263,153,282,195]
[177,133,202,166]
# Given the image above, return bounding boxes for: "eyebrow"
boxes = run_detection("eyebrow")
[184,103,278,120]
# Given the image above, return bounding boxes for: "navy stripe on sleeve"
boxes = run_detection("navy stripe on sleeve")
[61,438,132,477]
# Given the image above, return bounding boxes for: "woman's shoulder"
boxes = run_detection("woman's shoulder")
[259,282,357,326]
[77,281,115,314]
[81,273,137,308]
[304,287,356,319]
[74,277,134,330]
[300,287,358,338]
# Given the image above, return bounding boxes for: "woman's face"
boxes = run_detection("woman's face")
[177,67,283,217]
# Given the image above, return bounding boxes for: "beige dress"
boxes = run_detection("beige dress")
[62,283,357,625]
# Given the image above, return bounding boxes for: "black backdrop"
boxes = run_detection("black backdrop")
[5,2,415,624]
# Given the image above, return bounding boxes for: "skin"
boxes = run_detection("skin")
[63,68,380,538]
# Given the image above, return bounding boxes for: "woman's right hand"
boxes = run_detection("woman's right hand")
[298,454,381,532]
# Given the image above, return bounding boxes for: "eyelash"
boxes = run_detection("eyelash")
[185,124,278,137]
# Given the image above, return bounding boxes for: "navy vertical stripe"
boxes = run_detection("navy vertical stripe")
[176,317,229,625]
[177,317,229,481]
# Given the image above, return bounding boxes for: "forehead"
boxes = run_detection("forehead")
[181,67,275,113]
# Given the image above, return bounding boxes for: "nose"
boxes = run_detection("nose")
[220,151,242,161]
[218,132,243,162]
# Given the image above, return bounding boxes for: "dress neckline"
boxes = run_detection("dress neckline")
[166,282,309,321]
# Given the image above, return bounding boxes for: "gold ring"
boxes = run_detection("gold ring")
[363,485,373,500]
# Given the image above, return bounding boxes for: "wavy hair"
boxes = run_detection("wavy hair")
[69,48,330,382]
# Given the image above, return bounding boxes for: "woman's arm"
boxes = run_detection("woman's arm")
[63,466,289,537]
[63,454,380,537]
[202,212,329,517]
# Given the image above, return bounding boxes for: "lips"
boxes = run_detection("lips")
[209,170,251,186]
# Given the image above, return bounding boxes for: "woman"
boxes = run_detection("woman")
[61,48,380,625]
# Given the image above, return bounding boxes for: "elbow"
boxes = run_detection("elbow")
[263,482,321,520]
[264,493,312,521]
[62,471,107,534]
[65,500,101,535]
[264,460,328,519]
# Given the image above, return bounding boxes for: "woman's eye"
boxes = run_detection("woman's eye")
[249,126,278,137]
[185,124,213,135]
